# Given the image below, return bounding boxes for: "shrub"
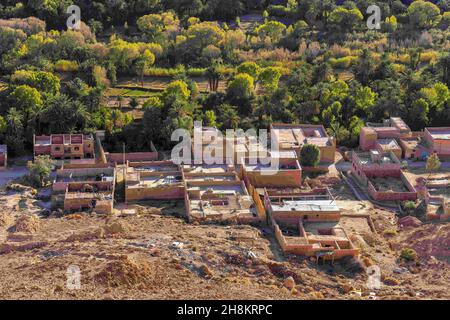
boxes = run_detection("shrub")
[54,60,79,72]
[329,44,352,58]
[329,56,358,69]
[300,144,320,167]
[392,63,406,73]
[400,247,418,261]
[420,51,438,64]
[186,68,207,77]
[27,156,53,187]
[383,228,398,237]
[267,5,291,18]
[403,201,417,212]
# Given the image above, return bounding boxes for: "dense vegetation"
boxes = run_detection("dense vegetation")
[0,0,449,155]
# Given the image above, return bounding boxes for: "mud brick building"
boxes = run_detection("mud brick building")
[264,189,358,260]
[271,123,336,163]
[52,164,115,214]
[351,151,417,202]
[423,127,450,160]
[34,134,95,160]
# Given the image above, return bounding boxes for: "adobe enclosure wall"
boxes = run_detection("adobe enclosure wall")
[125,185,185,202]
[107,152,159,164]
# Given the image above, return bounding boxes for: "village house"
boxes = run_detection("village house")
[264,189,358,260]
[415,176,450,221]
[270,123,336,163]
[124,161,184,202]
[52,163,115,214]
[184,172,263,224]
[351,151,417,202]
[423,127,450,160]
[191,126,268,165]
[240,155,302,189]
[34,134,95,160]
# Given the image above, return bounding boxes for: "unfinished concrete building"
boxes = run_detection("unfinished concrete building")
[360,117,412,151]
[416,176,450,221]
[264,189,358,260]
[184,174,263,224]
[192,126,268,165]
[240,156,302,188]
[270,123,336,163]
[52,164,115,214]
[125,161,184,202]
[0,145,7,169]
[423,127,450,160]
[34,134,95,160]
[351,151,417,202]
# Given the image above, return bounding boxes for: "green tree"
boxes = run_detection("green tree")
[300,144,321,167]
[27,155,53,187]
[258,67,282,93]
[328,7,364,33]
[217,104,240,129]
[10,85,43,117]
[237,62,261,79]
[355,86,377,115]
[40,95,89,133]
[426,152,441,180]
[164,80,191,101]
[204,110,217,127]
[226,73,255,114]
[134,49,155,87]
[327,121,350,146]
[407,0,442,29]
[255,20,287,44]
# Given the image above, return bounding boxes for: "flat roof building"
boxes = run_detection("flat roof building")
[270,123,336,163]
[34,134,95,160]
[52,164,115,214]
[424,127,450,159]
[264,189,358,260]
[125,161,184,202]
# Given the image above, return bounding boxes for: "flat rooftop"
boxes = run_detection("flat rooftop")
[129,175,183,188]
[427,128,450,140]
[356,151,397,165]
[243,158,300,172]
[271,124,332,148]
[187,184,246,195]
[401,137,421,149]
[377,139,400,149]
[184,174,238,182]
[182,164,234,174]
[271,200,340,212]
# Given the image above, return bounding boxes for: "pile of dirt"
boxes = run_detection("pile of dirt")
[65,228,104,242]
[13,214,41,233]
[0,212,13,227]
[103,219,130,235]
[399,216,423,228]
[96,255,154,288]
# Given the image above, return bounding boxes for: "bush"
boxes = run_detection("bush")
[267,5,292,18]
[300,144,320,167]
[400,247,418,261]
[54,60,79,72]
[420,51,438,64]
[383,228,398,237]
[186,68,207,77]
[329,56,358,69]
[27,156,53,187]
